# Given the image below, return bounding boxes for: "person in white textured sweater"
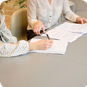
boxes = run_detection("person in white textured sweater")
[27,0,87,39]
[0,2,53,57]
[0,39,53,57]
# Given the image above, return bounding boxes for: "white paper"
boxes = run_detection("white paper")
[0,83,3,87]
[30,39,68,55]
[42,29,82,43]
[85,85,87,87]
[55,22,87,34]
[83,0,87,3]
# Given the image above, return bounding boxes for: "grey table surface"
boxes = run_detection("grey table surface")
[0,12,87,87]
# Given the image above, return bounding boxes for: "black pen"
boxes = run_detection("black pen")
[46,34,50,40]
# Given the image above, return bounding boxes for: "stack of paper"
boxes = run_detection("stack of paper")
[46,29,82,43]
[30,39,68,55]
[55,22,87,34]
[30,22,87,55]
[42,22,87,43]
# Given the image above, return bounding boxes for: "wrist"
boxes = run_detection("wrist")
[29,42,38,51]
[76,17,80,22]
[35,42,39,50]
[76,17,78,22]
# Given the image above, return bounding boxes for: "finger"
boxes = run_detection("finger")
[46,41,53,47]
[47,43,53,48]
[36,28,39,35]
[37,27,41,35]
[49,41,53,45]
[49,40,53,43]
[33,29,36,34]
[36,27,41,35]
[45,45,50,50]
[33,27,37,34]
[33,29,36,35]
[47,40,53,43]
[42,26,46,34]
[48,43,53,47]
[83,19,87,23]
[34,27,38,35]
[81,18,83,24]
[43,29,46,34]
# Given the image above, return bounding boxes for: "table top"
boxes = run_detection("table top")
[0,13,87,87]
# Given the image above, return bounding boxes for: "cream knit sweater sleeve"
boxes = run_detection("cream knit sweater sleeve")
[0,40,29,57]
[63,0,79,22]
[0,13,17,43]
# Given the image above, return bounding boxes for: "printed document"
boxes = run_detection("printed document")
[41,22,87,42]
[30,39,68,55]
[42,29,82,43]
[55,22,87,34]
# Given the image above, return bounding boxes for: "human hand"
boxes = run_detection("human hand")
[33,21,46,35]
[76,17,87,24]
[36,39,53,50]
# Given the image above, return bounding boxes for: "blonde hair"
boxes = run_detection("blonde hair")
[0,2,5,15]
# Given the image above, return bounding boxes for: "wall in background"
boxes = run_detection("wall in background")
[4,0,87,16]
[4,0,19,16]
[71,0,87,12]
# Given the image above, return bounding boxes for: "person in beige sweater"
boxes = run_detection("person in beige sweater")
[0,2,53,57]
[27,0,87,39]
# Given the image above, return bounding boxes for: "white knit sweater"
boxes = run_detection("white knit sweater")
[0,12,17,43]
[0,12,29,57]
[0,40,29,57]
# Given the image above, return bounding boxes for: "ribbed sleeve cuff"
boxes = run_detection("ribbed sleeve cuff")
[65,11,79,22]
[28,19,38,29]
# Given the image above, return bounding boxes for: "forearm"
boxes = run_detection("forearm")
[64,10,79,22]
[28,18,38,29]
[63,0,79,22]
[0,40,29,57]
[29,42,38,51]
